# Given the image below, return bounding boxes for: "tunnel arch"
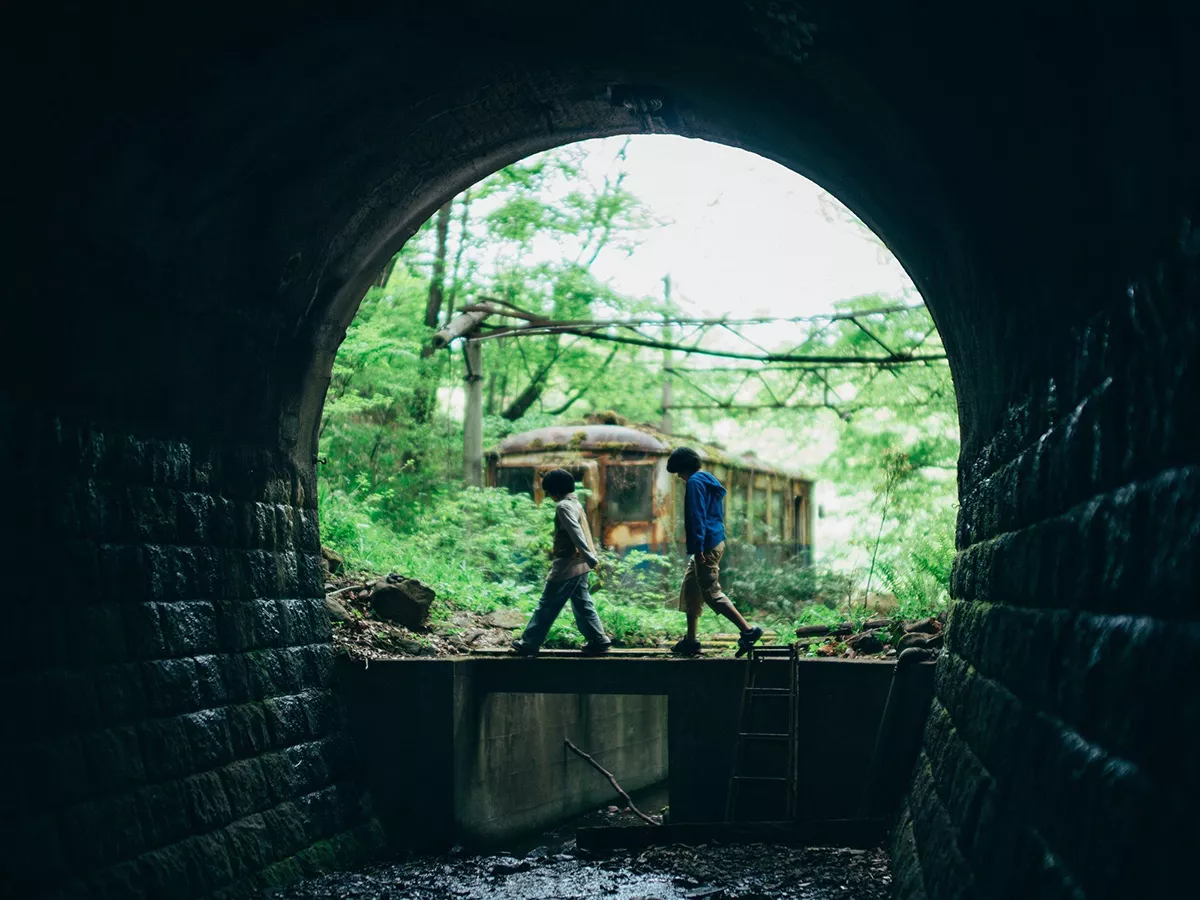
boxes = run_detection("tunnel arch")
[4,3,1198,899]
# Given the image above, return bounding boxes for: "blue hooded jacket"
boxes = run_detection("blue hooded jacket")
[684,470,728,555]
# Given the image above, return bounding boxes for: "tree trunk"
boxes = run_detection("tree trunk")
[485,372,497,416]
[501,339,561,420]
[425,200,453,329]
[446,189,472,321]
[374,253,398,289]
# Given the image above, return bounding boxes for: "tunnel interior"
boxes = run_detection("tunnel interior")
[3,2,1198,898]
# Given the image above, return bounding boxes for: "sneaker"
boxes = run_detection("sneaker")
[670,638,702,657]
[735,626,764,658]
[510,640,539,657]
[580,642,612,656]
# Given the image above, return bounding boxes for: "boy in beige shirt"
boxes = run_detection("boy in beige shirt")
[511,469,612,656]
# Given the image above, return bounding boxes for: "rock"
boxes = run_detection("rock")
[324,596,351,621]
[846,629,885,654]
[320,546,344,575]
[902,617,940,635]
[370,577,436,628]
[897,631,944,651]
[483,608,527,629]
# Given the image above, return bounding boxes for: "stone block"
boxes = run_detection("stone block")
[123,604,166,658]
[83,725,145,793]
[94,663,148,724]
[264,694,311,747]
[99,543,147,602]
[135,781,191,848]
[57,800,107,870]
[141,657,200,716]
[193,653,229,707]
[219,653,252,703]
[182,770,233,831]
[138,841,194,900]
[139,716,194,781]
[249,597,284,649]
[124,485,178,543]
[180,707,234,769]
[177,492,214,544]
[159,601,218,656]
[213,599,254,653]
[220,760,273,820]
[244,650,287,700]
[223,813,269,878]
[83,857,145,900]
[71,604,128,665]
[228,703,272,757]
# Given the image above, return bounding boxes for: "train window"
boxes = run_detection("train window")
[750,486,769,542]
[495,466,535,498]
[605,465,654,521]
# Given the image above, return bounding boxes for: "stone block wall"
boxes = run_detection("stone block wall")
[893,221,1199,898]
[0,410,382,899]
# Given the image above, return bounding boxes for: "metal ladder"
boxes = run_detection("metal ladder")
[725,643,799,822]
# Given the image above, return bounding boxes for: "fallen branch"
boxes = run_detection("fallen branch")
[326,583,371,601]
[563,739,660,826]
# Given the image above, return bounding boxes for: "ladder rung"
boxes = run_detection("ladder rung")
[737,732,791,740]
[732,776,792,782]
[745,687,793,694]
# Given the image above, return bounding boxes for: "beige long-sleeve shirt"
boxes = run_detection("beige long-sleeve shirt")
[547,496,599,582]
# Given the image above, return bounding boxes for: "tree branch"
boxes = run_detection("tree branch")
[564,739,660,826]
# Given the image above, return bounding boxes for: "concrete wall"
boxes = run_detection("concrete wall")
[336,659,667,849]
[457,693,667,843]
[339,656,932,845]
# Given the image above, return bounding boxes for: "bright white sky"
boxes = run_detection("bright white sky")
[574,135,917,318]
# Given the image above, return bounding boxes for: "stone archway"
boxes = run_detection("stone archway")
[2,3,1196,898]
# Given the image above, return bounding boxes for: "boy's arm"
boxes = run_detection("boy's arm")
[558,504,599,567]
[684,477,707,556]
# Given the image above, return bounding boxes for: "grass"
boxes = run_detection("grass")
[319,482,947,650]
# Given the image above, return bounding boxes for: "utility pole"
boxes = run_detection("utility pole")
[431,309,491,487]
[660,274,673,435]
[463,337,484,487]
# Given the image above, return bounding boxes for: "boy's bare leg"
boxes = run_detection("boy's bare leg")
[685,610,699,642]
[713,599,750,633]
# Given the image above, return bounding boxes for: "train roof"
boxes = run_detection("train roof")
[490,415,810,482]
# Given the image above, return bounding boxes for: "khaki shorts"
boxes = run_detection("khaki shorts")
[678,541,731,615]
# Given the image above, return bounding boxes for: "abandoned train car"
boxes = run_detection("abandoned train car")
[486,419,814,564]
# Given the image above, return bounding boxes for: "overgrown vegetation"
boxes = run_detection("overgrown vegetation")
[318,138,955,650]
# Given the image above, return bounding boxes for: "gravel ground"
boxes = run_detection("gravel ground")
[265,842,892,900]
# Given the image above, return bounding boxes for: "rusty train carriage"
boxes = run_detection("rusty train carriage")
[486,421,814,563]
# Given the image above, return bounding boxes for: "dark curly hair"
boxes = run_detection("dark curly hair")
[541,468,576,496]
[666,446,702,475]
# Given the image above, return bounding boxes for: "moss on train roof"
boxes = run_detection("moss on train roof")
[490,411,811,482]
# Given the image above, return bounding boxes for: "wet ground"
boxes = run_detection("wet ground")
[268,788,892,900]
[269,843,891,900]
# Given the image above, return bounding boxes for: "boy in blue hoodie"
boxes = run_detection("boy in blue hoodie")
[666,447,763,657]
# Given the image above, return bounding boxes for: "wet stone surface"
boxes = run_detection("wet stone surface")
[265,843,892,899]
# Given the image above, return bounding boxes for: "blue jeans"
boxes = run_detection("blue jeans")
[518,574,609,648]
